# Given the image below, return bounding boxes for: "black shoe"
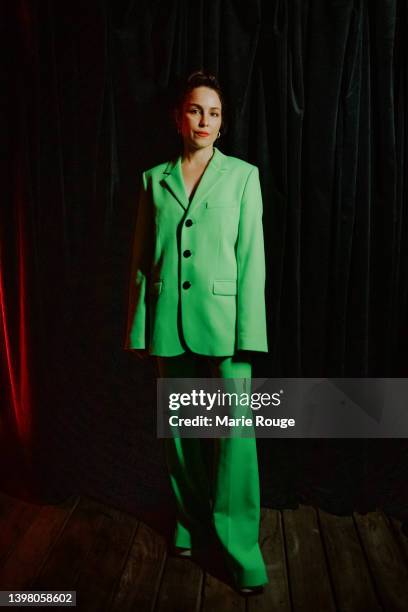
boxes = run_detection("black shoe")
[238,585,264,596]
[171,546,192,558]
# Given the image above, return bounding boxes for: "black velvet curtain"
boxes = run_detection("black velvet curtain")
[2,0,408,526]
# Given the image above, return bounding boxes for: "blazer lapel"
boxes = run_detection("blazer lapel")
[161,146,228,213]
[161,155,188,210]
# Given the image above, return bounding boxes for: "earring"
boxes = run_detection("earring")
[217,131,221,139]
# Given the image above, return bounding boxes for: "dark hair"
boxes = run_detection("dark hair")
[172,69,228,137]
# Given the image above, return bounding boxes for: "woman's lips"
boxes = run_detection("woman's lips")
[196,132,209,136]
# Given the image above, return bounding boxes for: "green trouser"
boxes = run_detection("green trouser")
[156,351,269,588]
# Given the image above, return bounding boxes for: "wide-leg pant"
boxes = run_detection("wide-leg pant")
[156,351,269,588]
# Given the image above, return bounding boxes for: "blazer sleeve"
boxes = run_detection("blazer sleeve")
[236,166,268,352]
[124,171,153,350]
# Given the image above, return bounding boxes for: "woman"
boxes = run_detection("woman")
[125,70,269,595]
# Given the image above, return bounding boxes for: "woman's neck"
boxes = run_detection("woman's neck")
[181,145,214,167]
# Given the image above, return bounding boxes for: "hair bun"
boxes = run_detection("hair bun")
[187,70,219,85]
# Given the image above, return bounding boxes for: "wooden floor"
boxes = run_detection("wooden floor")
[1,491,408,611]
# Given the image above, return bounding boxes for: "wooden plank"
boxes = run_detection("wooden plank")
[354,511,408,611]
[283,505,335,612]
[247,508,290,612]
[318,509,381,611]
[0,492,40,569]
[201,572,245,611]
[0,495,78,590]
[73,505,139,611]
[7,487,408,612]
[389,516,408,563]
[155,554,203,612]
[110,521,167,612]
[30,496,110,591]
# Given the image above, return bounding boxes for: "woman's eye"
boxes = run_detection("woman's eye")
[188,109,219,117]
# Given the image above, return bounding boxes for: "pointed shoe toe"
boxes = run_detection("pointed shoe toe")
[172,546,192,558]
[238,585,265,596]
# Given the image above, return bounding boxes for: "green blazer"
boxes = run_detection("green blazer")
[124,146,268,356]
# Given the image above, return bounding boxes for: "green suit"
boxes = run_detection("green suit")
[125,146,269,589]
[124,146,268,356]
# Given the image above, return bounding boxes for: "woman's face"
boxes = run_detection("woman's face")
[177,86,223,150]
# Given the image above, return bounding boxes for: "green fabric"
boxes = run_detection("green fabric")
[157,352,269,588]
[125,146,268,356]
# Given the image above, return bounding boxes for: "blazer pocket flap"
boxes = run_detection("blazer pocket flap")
[206,201,239,209]
[150,280,163,295]
[213,280,237,295]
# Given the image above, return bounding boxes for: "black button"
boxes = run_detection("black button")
[182,281,191,289]
[183,249,191,257]
[185,219,193,227]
